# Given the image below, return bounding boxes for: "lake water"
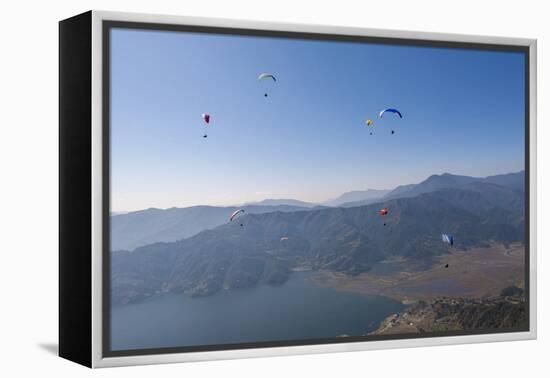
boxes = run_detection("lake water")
[111,271,404,351]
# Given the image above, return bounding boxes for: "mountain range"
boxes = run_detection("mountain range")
[112,204,313,251]
[111,171,525,305]
[383,171,524,201]
[243,198,319,208]
[111,171,524,251]
[323,189,389,207]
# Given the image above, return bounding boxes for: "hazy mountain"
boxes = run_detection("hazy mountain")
[112,182,524,304]
[111,171,524,252]
[430,182,524,216]
[383,183,416,199]
[484,171,525,191]
[111,204,313,251]
[385,173,479,200]
[338,197,386,208]
[385,171,524,200]
[336,171,524,207]
[244,198,318,208]
[323,189,389,207]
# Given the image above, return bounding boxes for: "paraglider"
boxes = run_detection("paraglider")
[258,73,276,97]
[230,209,245,227]
[378,108,403,119]
[379,208,388,226]
[379,108,403,135]
[442,234,454,246]
[258,73,276,82]
[366,119,374,135]
[201,113,210,138]
[280,236,289,242]
[229,209,245,221]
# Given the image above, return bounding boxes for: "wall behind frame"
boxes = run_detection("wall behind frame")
[59,10,92,368]
[0,0,544,377]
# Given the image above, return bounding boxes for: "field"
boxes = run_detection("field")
[311,243,525,304]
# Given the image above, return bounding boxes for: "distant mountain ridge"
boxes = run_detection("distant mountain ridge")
[112,179,525,304]
[111,171,524,252]
[111,204,314,251]
[243,198,318,208]
[323,189,389,207]
[383,171,524,201]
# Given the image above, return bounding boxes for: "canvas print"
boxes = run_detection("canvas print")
[108,27,527,353]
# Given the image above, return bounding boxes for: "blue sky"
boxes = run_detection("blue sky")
[110,28,525,212]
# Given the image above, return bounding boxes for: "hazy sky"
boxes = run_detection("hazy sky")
[110,28,525,212]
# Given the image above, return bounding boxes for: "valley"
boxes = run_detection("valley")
[310,243,525,303]
[111,171,526,309]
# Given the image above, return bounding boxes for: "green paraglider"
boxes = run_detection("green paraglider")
[258,73,277,97]
[258,73,276,82]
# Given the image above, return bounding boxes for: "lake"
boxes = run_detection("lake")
[111,271,404,351]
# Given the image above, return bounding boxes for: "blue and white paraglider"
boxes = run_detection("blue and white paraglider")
[379,108,403,119]
[379,108,403,135]
[442,234,454,246]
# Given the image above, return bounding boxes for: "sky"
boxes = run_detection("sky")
[110,28,526,212]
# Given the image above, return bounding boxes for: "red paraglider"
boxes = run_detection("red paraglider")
[379,208,388,226]
[201,113,210,138]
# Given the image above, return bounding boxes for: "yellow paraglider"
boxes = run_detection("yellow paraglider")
[366,119,374,126]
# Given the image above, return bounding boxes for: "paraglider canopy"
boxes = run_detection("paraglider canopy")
[442,234,454,246]
[229,209,245,222]
[379,208,388,216]
[379,108,403,119]
[258,73,277,82]
[280,236,289,241]
[258,73,276,97]
[201,113,210,124]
